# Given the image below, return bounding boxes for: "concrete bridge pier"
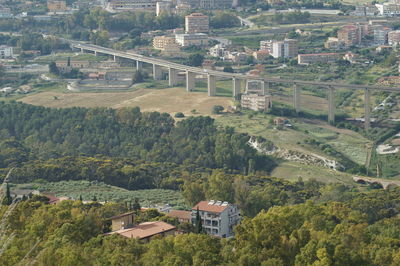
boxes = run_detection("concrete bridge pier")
[208,74,216,96]
[233,78,241,98]
[168,68,178,86]
[364,88,371,129]
[94,51,97,56]
[113,55,116,62]
[153,64,162,80]
[328,86,335,123]
[80,48,84,53]
[186,71,195,92]
[136,61,143,71]
[293,83,301,113]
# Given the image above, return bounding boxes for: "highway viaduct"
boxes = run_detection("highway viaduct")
[70,41,400,129]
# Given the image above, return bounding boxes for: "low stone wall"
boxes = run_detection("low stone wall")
[67,79,133,91]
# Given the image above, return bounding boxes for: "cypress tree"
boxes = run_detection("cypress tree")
[2,183,12,205]
[195,207,203,234]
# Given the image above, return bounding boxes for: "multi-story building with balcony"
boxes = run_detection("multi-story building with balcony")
[388,30,400,46]
[191,200,240,238]
[185,13,209,33]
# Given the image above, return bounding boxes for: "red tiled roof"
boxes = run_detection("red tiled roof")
[167,210,191,220]
[109,221,176,239]
[192,201,228,213]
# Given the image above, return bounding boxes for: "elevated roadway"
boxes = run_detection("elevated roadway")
[69,41,400,128]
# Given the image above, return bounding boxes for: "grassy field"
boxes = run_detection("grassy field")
[20,86,233,116]
[12,180,188,209]
[271,161,355,184]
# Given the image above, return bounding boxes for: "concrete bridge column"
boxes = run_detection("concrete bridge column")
[80,48,84,53]
[94,51,97,56]
[208,74,216,96]
[153,64,162,80]
[233,78,241,98]
[186,71,195,92]
[168,68,178,86]
[364,88,371,129]
[293,83,301,113]
[328,86,335,124]
[113,55,116,62]
[136,61,143,71]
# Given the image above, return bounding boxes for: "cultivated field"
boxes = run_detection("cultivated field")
[20,87,233,116]
[13,180,187,209]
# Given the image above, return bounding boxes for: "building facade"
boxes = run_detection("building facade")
[153,36,178,50]
[178,0,233,9]
[185,13,209,33]
[298,53,341,65]
[110,211,135,231]
[261,39,298,58]
[388,30,400,46]
[156,1,171,16]
[241,94,272,112]
[108,0,157,11]
[175,33,208,47]
[338,25,362,47]
[373,25,391,45]
[191,200,240,238]
[0,46,13,58]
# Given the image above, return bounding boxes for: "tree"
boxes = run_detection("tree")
[132,197,141,211]
[175,112,185,118]
[212,105,224,114]
[79,195,83,201]
[2,183,12,205]
[92,195,97,201]
[188,54,204,67]
[132,70,146,83]
[195,207,203,234]
[49,62,59,75]
[223,66,234,73]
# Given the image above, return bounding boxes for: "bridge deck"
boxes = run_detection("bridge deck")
[72,42,400,92]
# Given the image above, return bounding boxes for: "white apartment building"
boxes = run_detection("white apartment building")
[175,33,208,47]
[260,39,298,58]
[375,3,400,16]
[191,200,240,238]
[0,46,13,58]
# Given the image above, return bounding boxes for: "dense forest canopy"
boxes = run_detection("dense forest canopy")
[0,101,275,173]
[2,188,400,265]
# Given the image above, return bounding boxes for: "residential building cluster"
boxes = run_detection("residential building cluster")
[151,13,210,51]
[325,20,399,49]
[107,0,235,13]
[354,0,400,17]
[107,200,241,241]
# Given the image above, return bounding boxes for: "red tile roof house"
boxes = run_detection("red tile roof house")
[191,200,240,238]
[106,221,176,243]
